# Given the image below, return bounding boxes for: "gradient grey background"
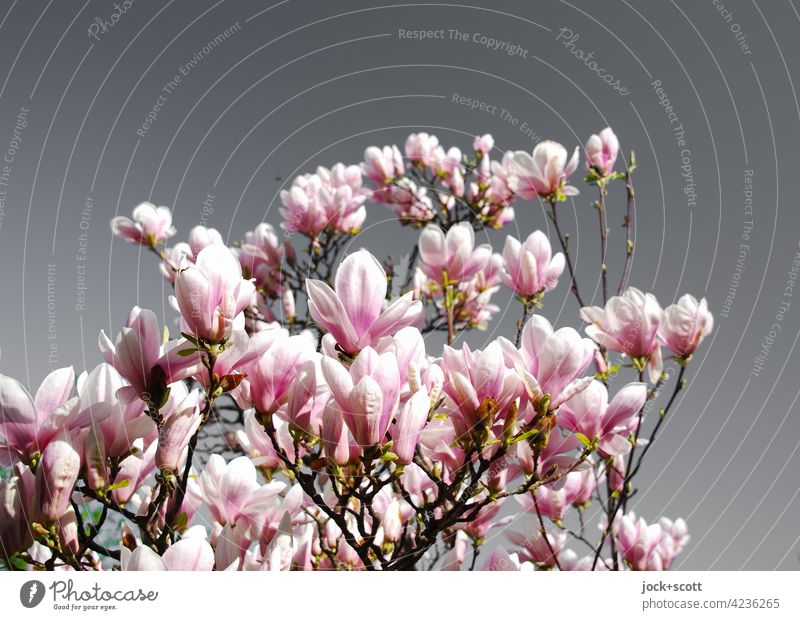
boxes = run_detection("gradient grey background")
[0,0,798,570]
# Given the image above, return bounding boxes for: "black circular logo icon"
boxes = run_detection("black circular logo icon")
[20,580,45,608]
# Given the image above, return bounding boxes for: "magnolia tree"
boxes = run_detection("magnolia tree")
[0,128,712,571]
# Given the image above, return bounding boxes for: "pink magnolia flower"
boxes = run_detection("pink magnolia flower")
[657,517,689,569]
[320,400,358,465]
[173,243,256,344]
[482,547,531,571]
[519,484,571,523]
[0,367,76,465]
[187,225,224,256]
[585,127,619,177]
[418,222,492,283]
[236,409,296,470]
[75,363,152,459]
[306,249,423,355]
[37,435,81,522]
[280,164,369,236]
[580,287,664,382]
[506,141,580,199]
[112,442,157,505]
[389,387,431,464]
[0,463,37,557]
[440,530,470,571]
[363,145,404,183]
[473,134,494,157]
[557,381,647,456]
[321,347,401,447]
[499,315,596,411]
[659,294,714,358]
[161,537,215,571]
[501,231,565,297]
[379,178,436,225]
[381,498,404,542]
[111,202,176,247]
[440,341,522,439]
[507,521,566,567]
[99,306,201,402]
[318,164,370,232]
[155,389,203,473]
[236,223,284,296]
[559,549,608,571]
[121,545,166,571]
[608,454,626,493]
[404,132,441,166]
[194,454,285,529]
[615,512,665,571]
[244,332,317,415]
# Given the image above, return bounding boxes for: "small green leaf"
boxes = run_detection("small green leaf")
[106,479,130,492]
[575,432,592,448]
[180,332,199,346]
[176,347,198,357]
[510,428,539,444]
[174,512,188,530]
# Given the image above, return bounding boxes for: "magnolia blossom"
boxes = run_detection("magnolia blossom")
[99,306,201,402]
[122,538,215,571]
[321,347,401,447]
[389,387,431,464]
[404,132,441,166]
[615,513,668,571]
[362,145,404,183]
[417,222,491,282]
[506,141,580,199]
[580,287,664,382]
[2,128,708,573]
[75,364,152,460]
[440,341,522,439]
[499,315,596,411]
[0,463,37,558]
[557,381,647,456]
[173,243,256,343]
[473,133,494,156]
[507,520,567,568]
[659,294,714,358]
[585,127,619,177]
[280,164,369,236]
[306,250,423,355]
[155,389,203,473]
[111,202,176,247]
[501,230,565,297]
[193,454,286,529]
[0,367,77,465]
[37,435,81,522]
[236,223,286,296]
